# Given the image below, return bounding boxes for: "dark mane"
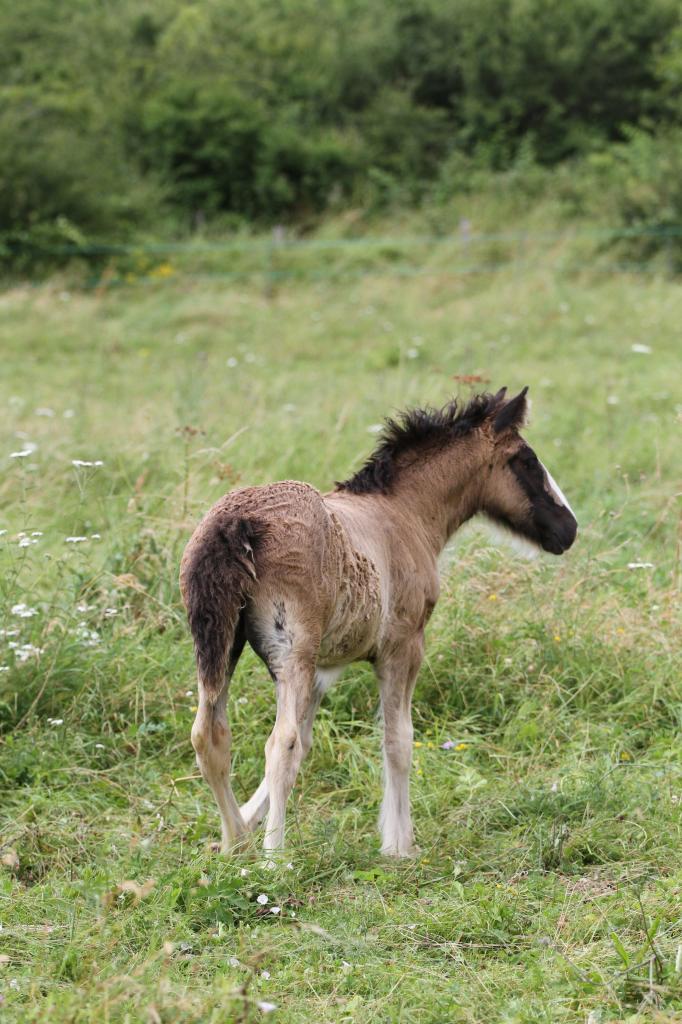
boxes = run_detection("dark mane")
[336,392,500,495]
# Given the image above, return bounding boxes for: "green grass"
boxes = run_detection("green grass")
[0,226,681,1022]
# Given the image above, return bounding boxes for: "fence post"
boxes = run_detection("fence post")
[264,224,285,299]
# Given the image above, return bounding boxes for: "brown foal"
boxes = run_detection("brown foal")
[180,387,577,857]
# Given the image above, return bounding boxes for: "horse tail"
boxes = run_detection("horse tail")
[180,514,264,703]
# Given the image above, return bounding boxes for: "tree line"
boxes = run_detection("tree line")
[1,0,681,265]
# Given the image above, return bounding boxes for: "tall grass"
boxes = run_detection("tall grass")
[0,230,680,1021]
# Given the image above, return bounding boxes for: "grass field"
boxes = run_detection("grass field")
[1,221,681,1022]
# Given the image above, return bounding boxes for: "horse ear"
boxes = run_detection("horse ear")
[493,386,508,404]
[493,386,529,433]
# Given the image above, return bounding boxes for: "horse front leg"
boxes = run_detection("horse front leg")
[375,635,423,858]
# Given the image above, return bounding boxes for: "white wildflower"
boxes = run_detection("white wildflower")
[11,604,37,618]
[47,718,64,726]
[260,970,271,980]
[406,348,419,359]
[606,395,619,406]
[31,531,43,537]
[104,607,117,617]
[257,1002,277,1014]
[35,408,55,417]
[631,343,652,354]
[71,459,103,468]
[269,906,281,915]
[256,893,269,905]
[237,696,248,704]
[0,666,9,673]
[95,743,105,749]
[63,409,75,418]
[0,529,6,536]
[90,533,101,540]
[627,562,654,570]
[18,537,33,548]
[0,628,19,638]
[367,423,383,434]
[228,956,241,968]
[240,868,249,877]
[226,357,238,368]
[65,536,88,544]
[15,644,43,662]
[9,446,36,459]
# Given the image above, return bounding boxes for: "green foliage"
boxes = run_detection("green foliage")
[1,0,681,269]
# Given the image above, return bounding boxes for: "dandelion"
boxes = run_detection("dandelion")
[256,893,269,905]
[11,603,37,618]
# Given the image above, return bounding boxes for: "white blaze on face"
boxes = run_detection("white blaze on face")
[541,462,575,517]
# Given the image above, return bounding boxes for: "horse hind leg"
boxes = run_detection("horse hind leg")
[191,630,247,853]
[240,667,340,833]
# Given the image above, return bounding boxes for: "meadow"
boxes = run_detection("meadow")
[0,210,681,1022]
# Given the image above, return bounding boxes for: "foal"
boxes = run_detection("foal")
[180,387,576,857]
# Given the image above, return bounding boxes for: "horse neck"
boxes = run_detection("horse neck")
[388,438,487,556]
